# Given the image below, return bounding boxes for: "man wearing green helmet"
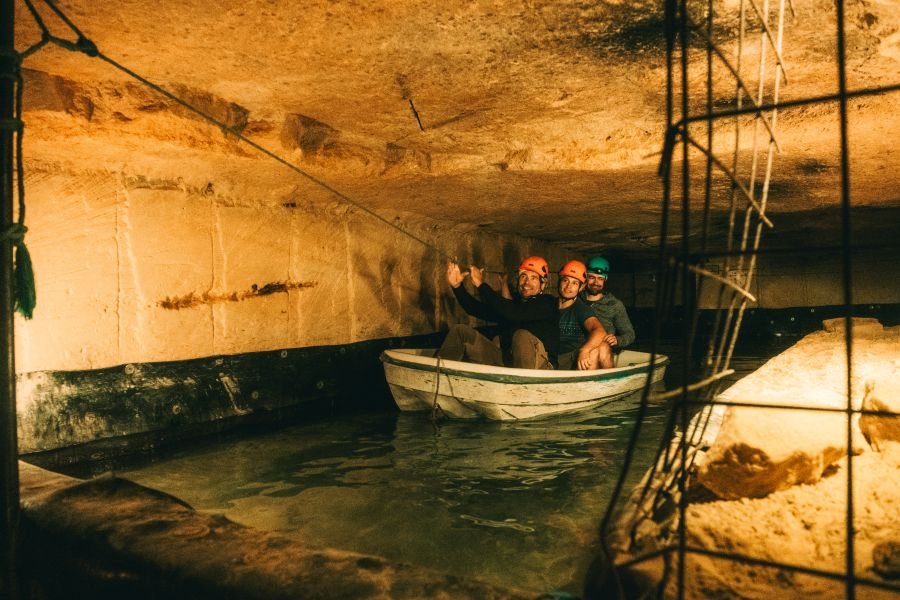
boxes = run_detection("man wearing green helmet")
[582,256,635,350]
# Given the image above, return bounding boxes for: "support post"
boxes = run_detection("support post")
[0,0,20,595]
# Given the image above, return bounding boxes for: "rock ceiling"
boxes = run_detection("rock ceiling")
[12,0,900,258]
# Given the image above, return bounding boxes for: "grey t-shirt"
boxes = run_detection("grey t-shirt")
[582,292,635,348]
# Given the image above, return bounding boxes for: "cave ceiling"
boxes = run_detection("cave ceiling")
[12,0,900,259]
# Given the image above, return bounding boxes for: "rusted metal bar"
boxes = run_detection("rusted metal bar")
[677,82,900,127]
[834,0,856,596]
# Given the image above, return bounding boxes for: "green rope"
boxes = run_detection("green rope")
[1,226,35,319]
[1,47,36,319]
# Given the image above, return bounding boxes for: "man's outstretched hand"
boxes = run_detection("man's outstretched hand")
[447,261,469,289]
[447,261,486,289]
[469,265,485,288]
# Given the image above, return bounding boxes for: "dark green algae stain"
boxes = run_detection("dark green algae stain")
[18,332,445,461]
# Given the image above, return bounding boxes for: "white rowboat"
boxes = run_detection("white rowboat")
[380,348,669,421]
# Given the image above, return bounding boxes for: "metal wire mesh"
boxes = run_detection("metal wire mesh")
[595,1,900,598]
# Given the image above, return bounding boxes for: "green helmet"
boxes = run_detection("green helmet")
[586,256,610,278]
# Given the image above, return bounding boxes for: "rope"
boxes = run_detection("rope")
[0,224,26,242]
[430,356,445,423]
[19,0,454,265]
[1,46,36,319]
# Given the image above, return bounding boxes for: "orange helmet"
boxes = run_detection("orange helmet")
[558,259,587,283]
[518,256,549,279]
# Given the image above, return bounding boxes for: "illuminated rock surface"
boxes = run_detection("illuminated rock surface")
[682,321,900,598]
[698,319,896,499]
[12,0,900,255]
[684,449,900,598]
[860,375,900,452]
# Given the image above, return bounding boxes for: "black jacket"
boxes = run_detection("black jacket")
[452,283,559,367]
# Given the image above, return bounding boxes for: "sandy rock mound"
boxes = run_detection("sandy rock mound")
[677,319,900,597]
[696,398,849,499]
[697,319,899,500]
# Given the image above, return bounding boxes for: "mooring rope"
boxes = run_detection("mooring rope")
[18,0,456,266]
[430,356,445,423]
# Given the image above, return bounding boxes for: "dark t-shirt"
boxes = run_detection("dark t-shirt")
[558,297,594,355]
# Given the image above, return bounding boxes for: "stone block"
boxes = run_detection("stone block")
[696,398,850,499]
[822,316,884,335]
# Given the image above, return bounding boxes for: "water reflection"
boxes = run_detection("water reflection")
[121,400,668,594]
[391,412,617,486]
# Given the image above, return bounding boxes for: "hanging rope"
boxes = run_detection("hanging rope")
[19,0,455,266]
[430,356,446,423]
[0,48,35,319]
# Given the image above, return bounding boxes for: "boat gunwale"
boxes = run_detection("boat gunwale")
[380,348,669,385]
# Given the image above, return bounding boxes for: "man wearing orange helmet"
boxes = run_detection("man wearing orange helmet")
[437,256,559,369]
[557,260,615,370]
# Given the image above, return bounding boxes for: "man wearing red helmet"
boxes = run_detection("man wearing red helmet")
[438,256,559,369]
[556,260,615,370]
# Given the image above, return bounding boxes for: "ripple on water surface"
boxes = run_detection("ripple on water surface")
[121,403,668,594]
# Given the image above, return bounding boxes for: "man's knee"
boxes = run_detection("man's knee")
[597,342,614,369]
[510,329,551,369]
[510,329,541,354]
[439,324,477,360]
[511,329,532,346]
[441,324,503,366]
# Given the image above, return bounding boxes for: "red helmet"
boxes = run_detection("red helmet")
[558,260,587,283]
[518,256,549,279]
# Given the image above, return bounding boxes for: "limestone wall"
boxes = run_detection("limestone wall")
[14,68,578,378]
[14,166,568,375]
[16,66,897,377]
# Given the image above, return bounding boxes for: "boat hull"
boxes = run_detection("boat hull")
[380,349,668,421]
